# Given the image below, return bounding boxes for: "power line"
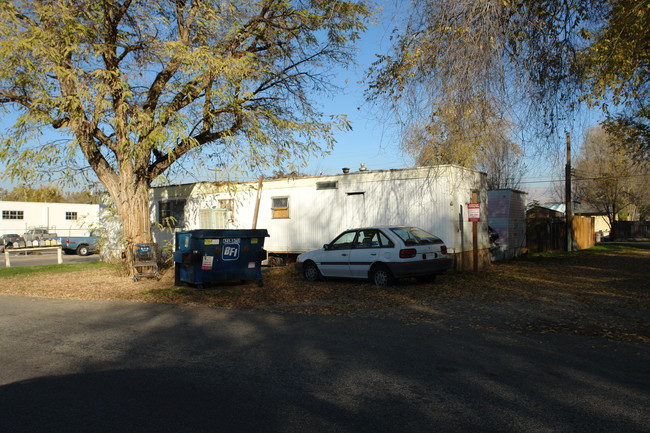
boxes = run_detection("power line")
[517,172,650,185]
[573,173,650,182]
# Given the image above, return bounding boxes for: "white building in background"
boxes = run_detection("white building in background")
[0,201,101,236]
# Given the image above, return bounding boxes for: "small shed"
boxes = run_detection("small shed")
[527,203,564,219]
[487,189,528,260]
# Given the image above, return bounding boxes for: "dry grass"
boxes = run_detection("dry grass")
[1,245,648,341]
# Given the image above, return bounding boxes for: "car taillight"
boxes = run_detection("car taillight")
[440,245,447,255]
[399,248,417,258]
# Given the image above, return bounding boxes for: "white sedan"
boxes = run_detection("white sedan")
[295,226,453,286]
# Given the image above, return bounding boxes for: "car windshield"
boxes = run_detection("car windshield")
[390,227,442,245]
[328,231,356,250]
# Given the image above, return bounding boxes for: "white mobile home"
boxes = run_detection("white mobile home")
[151,165,490,270]
[0,201,101,237]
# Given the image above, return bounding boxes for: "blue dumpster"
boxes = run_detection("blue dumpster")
[173,229,269,289]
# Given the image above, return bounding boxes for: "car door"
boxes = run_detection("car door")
[318,230,357,277]
[348,229,381,278]
[348,229,396,278]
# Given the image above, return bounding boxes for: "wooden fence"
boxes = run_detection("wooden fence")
[527,216,595,252]
[612,221,650,240]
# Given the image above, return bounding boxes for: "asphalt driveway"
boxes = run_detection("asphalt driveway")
[0,295,648,433]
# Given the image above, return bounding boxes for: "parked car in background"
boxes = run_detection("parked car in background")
[23,228,58,243]
[0,233,26,252]
[295,226,453,286]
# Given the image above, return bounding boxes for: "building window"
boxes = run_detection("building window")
[66,212,78,220]
[199,208,228,229]
[159,199,186,228]
[2,210,24,220]
[316,181,338,190]
[271,197,289,219]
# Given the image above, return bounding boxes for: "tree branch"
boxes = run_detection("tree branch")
[148,113,244,180]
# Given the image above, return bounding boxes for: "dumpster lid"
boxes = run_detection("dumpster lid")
[177,229,269,238]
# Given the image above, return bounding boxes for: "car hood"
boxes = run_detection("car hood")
[297,248,324,261]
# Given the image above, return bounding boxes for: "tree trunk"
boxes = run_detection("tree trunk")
[111,174,153,267]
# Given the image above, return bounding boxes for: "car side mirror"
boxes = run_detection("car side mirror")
[323,244,330,250]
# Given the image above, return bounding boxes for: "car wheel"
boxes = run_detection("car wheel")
[303,262,321,282]
[77,245,90,256]
[371,264,394,286]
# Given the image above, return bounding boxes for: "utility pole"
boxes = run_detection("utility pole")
[252,175,264,229]
[565,132,573,252]
[471,192,479,272]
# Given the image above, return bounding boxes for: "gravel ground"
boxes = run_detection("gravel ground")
[1,246,648,342]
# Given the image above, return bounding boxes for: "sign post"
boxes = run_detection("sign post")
[468,199,480,272]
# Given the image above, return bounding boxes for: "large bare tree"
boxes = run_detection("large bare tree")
[0,0,370,256]
[366,0,647,174]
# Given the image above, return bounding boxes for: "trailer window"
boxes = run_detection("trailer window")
[66,212,78,220]
[219,199,234,213]
[271,197,289,219]
[316,181,337,190]
[159,199,186,228]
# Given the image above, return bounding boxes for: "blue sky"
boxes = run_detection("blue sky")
[301,7,407,176]
[290,3,604,203]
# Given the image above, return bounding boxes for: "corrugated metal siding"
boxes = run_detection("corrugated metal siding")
[487,189,528,258]
[488,192,511,242]
[508,192,527,248]
[449,170,489,254]
[256,175,455,253]
[151,166,488,255]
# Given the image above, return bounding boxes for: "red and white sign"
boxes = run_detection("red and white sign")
[201,255,214,270]
[468,203,481,222]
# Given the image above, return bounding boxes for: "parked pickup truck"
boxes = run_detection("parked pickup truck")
[59,234,99,256]
[24,228,58,243]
